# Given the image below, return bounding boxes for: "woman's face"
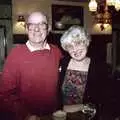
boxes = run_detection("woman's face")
[67,44,88,61]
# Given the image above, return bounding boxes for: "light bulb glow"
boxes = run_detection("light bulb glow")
[89,0,97,12]
[115,0,120,11]
[106,0,115,6]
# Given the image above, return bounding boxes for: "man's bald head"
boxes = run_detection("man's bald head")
[27,12,48,24]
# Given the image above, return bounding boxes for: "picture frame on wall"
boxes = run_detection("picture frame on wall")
[112,26,120,72]
[52,4,84,32]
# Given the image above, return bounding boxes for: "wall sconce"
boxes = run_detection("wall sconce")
[89,0,113,32]
[17,15,25,26]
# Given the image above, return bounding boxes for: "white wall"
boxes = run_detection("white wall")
[12,0,111,34]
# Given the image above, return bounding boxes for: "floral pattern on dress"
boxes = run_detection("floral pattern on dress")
[62,69,88,105]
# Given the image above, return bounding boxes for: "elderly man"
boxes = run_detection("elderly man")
[0,11,62,120]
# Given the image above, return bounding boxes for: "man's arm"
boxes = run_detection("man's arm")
[0,48,28,120]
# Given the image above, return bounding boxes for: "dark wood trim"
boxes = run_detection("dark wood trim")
[0,18,12,20]
[0,25,7,58]
[13,34,28,44]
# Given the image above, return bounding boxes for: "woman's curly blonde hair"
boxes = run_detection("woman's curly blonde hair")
[60,25,91,51]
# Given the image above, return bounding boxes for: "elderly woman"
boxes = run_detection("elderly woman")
[60,25,91,111]
[60,25,112,119]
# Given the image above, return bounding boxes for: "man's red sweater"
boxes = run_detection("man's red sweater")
[0,44,62,117]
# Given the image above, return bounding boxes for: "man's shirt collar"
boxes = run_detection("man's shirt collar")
[26,41,50,52]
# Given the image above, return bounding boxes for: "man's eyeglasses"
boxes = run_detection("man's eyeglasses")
[26,22,48,31]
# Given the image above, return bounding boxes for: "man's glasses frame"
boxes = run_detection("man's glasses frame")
[26,22,48,31]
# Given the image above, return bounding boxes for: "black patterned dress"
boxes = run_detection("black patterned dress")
[62,69,88,105]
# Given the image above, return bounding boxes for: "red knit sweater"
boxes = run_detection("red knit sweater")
[0,44,62,117]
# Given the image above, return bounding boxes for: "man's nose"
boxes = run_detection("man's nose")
[34,26,41,32]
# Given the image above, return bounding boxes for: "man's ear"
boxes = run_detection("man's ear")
[25,24,29,33]
[48,24,52,32]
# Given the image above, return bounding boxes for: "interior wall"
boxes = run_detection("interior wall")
[12,0,52,34]
[12,0,112,64]
[12,0,110,35]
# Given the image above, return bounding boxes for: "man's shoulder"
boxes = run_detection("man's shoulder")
[13,44,26,49]
[49,44,63,58]
[49,44,59,49]
[9,44,26,57]
[11,44,26,52]
[49,44,62,53]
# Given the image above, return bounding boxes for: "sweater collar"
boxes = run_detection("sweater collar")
[26,41,50,52]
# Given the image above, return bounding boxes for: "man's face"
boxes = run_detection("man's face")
[26,13,48,44]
